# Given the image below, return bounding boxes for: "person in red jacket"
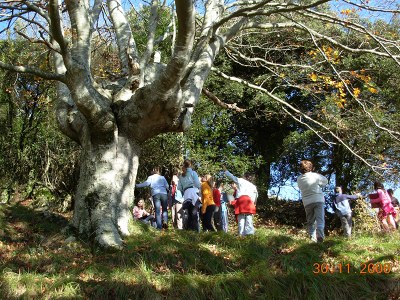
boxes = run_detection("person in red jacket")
[212,180,223,230]
[224,166,257,236]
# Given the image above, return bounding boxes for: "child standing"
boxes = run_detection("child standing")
[223,166,257,236]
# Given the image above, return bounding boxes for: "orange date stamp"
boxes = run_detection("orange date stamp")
[312,262,393,275]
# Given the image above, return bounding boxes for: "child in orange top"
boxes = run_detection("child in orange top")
[201,174,216,231]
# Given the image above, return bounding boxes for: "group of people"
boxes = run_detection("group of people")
[297,160,398,242]
[133,160,258,236]
[132,158,398,240]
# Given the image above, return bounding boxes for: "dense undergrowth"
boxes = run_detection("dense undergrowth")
[0,199,399,300]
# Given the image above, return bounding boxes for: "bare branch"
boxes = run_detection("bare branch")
[90,0,104,34]
[15,30,59,53]
[302,23,400,141]
[215,0,330,31]
[341,0,400,14]
[140,0,159,77]
[212,67,387,172]
[202,88,246,112]
[107,0,139,74]
[48,0,68,59]
[154,0,195,93]
[23,1,50,23]
[0,60,65,82]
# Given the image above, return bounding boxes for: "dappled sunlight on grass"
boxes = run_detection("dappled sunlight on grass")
[0,201,399,299]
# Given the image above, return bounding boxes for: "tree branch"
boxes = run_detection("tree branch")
[302,23,400,141]
[0,60,65,82]
[202,88,246,112]
[154,0,195,94]
[211,67,387,172]
[48,0,68,59]
[107,0,139,75]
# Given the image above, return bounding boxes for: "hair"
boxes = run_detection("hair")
[373,181,384,190]
[335,186,342,194]
[182,159,192,176]
[203,174,213,187]
[151,166,161,175]
[299,160,313,174]
[387,188,394,195]
[244,172,255,182]
[215,180,223,189]
[173,167,180,176]
[135,198,145,206]
[183,159,192,168]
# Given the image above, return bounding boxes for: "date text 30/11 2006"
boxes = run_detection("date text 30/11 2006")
[312,262,392,275]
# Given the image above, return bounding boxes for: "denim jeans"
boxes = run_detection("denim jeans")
[182,200,200,232]
[153,193,168,229]
[220,202,229,233]
[304,202,325,241]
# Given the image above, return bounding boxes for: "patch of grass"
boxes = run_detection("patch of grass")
[0,200,399,299]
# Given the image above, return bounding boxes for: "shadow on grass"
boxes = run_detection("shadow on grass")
[0,202,399,300]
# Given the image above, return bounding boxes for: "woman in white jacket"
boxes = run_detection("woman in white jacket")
[297,160,328,242]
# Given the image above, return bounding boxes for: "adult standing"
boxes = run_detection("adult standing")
[369,182,397,232]
[223,166,258,236]
[201,174,217,232]
[136,166,169,230]
[178,160,201,232]
[297,160,328,242]
[170,168,184,229]
[334,186,360,238]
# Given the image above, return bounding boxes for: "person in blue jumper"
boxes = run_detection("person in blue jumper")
[334,186,360,238]
[136,166,169,230]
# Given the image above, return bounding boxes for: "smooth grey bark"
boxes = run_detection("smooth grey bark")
[58,0,195,248]
[72,135,140,248]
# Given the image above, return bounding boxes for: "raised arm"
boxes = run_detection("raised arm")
[224,170,239,184]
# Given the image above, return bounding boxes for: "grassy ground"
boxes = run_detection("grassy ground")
[0,200,399,300]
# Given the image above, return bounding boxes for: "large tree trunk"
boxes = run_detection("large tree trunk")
[71,133,140,248]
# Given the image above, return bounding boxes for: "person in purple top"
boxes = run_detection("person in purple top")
[334,186,360,238]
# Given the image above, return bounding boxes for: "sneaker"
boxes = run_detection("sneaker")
[162,222,168,230]
[317,237,324,243]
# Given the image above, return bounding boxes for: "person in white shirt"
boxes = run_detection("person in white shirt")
[170,168,184,229]
[136,166,169,230]
[223,166,258,236]
[297,160,328,242]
